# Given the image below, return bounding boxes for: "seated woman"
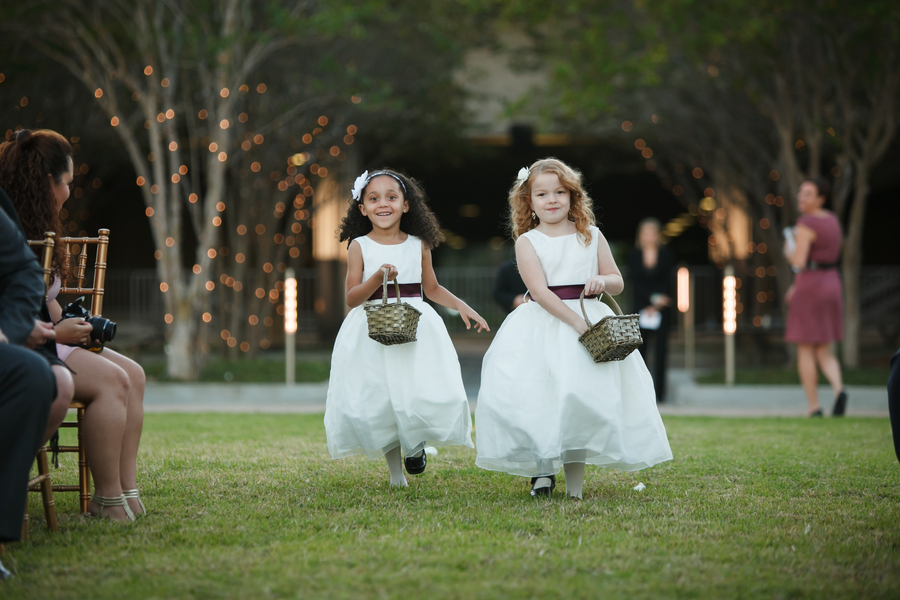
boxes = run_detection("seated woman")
[0,129,146,521]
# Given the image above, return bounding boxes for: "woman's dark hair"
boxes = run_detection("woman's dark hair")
[338,169,445,249]
[0,129,72,282]
[802,176,832,206]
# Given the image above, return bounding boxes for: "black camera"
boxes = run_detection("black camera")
[60,296,116,350]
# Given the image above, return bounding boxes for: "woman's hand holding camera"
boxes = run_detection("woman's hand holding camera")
[55,317,94,346]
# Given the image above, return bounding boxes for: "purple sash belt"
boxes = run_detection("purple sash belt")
[368,283,422,302]
[526,285,597,302]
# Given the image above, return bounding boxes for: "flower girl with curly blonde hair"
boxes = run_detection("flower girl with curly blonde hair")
[475,158,672,498]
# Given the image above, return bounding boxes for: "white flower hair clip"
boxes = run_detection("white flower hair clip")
[351,170,369,201]
[515,166,530,186]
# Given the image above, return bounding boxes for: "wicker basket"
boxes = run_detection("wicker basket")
[364,271,422,346]
[577,291,643,362]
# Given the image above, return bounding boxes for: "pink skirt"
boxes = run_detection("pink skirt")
[56,343,79,362]
[785,270,843,344]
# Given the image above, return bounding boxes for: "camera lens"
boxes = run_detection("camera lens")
[90,317,117,343]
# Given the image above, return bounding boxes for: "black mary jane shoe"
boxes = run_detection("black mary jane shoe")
[808,409,824,418]
[404,450,427,475]
[832,390,848,417]
[530,475,556,497]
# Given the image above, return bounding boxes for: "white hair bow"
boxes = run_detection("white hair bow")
[351,170,369,201]
[516,166,530,186]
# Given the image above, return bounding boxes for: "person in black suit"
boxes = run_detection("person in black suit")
[889,349,900,464]
[0,187,58,574]
[628,218,675,402]
[493,258,528,314]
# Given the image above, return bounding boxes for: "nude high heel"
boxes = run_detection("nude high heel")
[122,489,146,516]
[90,494,135,521]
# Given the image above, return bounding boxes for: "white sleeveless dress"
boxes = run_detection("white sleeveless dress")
[475,226,673,476]
[324,234,474,460]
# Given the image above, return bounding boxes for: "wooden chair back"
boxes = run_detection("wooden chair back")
[58,229,110,316]
[27,231,56,300]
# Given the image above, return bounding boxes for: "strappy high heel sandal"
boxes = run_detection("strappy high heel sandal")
[91,494,135,522]
[122,489,146,516]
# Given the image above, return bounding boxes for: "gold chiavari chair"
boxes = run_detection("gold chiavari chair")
[28,228,110,517]
[23,232,59,539]
[53,228,110,514]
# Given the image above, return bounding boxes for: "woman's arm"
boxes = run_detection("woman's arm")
[344,240,399,308]
[786,224,815,269]
[516,237,588,335]
[421,246,489,332]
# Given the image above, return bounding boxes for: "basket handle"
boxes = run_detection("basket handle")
[381,269,402,305]
[579,289,625,327]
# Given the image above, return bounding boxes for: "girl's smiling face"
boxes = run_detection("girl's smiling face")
[358,175,409,229]
[529,172,571,224]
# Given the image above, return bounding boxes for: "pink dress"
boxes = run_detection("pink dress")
[48,278,79,362]
[785,212,843,344]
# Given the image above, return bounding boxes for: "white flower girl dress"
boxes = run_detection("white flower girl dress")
[475,226,672,476]
[325,234,474,460]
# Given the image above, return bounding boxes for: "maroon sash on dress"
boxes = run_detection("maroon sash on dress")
[548,284,597,300]
[367,283,422,302]
[526,285,597,302]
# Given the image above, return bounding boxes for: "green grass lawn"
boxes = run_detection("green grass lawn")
[6,415,899,599]
[142,358,330,383]
[695,367,891,386]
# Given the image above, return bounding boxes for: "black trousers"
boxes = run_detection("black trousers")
[638,309,670,402]
[0,345,54,543]
[889,349,900,464]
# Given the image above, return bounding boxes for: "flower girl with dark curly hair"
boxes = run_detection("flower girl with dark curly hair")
[324,169,489,487]
[475,158,672,498]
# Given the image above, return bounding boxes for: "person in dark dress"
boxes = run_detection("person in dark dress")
[889,348,900,464]
[0,187,57,574]
[493,258,528,314]
[784,177,845,417]
[628,218,674,402]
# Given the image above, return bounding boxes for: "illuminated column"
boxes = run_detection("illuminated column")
[723,265,737,386]
[285,268,297,385]
[312,175,350,341]
[677,266,694,373]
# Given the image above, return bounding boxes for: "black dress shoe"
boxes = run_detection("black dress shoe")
[530,475,556,497]
[832,390,848,417]
[808,409,824,418]
[404,450,426,475]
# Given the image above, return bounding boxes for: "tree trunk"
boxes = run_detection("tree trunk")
[167,293,199,379]
[841,169,869,368]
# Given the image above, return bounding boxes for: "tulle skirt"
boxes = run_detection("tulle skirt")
[475,297,673,476]
[324,298,474,460]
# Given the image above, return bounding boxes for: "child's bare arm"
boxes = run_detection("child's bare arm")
[590,230,624,296]
[516,237,588,335]
[344,241,399,308]
[421,246,489,332]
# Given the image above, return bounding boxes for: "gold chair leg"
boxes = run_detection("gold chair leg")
[36,448,58,532]
[77,407,91,514]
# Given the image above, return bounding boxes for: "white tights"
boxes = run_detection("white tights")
[384,447,408,487]
[564,462,585,499]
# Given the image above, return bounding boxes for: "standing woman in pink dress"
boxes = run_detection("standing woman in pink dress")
[784,177,846,417]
